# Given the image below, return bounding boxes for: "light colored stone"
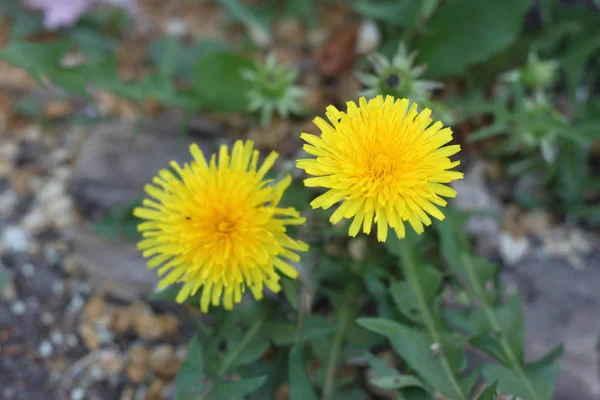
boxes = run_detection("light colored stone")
[134,310,163,341]
[79,324,101,350]
[499,232,530,266]
[2,226,31,252]
[149,344,180,379]
[355,19,380,55]
[99,349,124,375]
[72,227,159,301]
[84,296,106,321]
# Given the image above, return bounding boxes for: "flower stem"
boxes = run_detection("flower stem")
[461,253,541,400]
[217,306,270,376]
[400,243,467,400]
[323,280,359,400]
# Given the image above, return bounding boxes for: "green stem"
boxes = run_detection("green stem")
[400,244,467,400]
[461,253,541,400]
[218,306,269,376]
[322,282,358,400]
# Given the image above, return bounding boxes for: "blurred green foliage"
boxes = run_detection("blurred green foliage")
[2,0,599,399]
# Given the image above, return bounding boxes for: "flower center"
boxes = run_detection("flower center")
[216,219,237,234]
[369,153,395,179]
[384,72,401,88]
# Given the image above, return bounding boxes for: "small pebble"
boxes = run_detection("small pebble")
[68,294,85,313]
[26,297,40,309]
[51,281,64,295]
[2,226,30,252]
[51,331,64,346]
[38,340,53,358]
[10,300,26,316]
[41,312,54,325]
[66,333,79,348]
[21,262,35,277]
[44,247,61,266]
[71,388,85,400]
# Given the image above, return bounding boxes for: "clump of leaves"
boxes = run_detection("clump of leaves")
[501,51,559,92]
[356,42,442,103]
[241,52,305,127]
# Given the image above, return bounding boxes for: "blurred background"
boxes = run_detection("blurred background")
[0,0,598,399]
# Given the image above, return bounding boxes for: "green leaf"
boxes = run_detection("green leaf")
[417,0,529,77]
[266,316,336,346]
[234,336,270,369]
[216,0,271,34]
[390,265,442,323]
[281,277,299,310]
[363,274,399,320]
[0,267,8,291]
[469,334,512,367]
[357,318,465,400]
[477,380,498,400]
[371,375,427,390]
[148,38,228,79]
[288,344,319,400]
[352,0,421,27]
[483,363,561,400]
[210,376,268,400]
[562,29,600,95]
[193,52,254,112]
[0,41,72,82]
[176,336,205,400]
[219,307,269,375]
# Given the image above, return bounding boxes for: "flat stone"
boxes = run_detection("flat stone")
[504,253,600,400]
[69,116,220,219]
[71,226,158,301]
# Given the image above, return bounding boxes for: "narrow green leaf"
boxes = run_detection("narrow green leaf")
[267,316,335,346]
[371,375,427,390]
[176,336,205,400]
[352,0,421,27]
[0,267,8,291]
[210,376,268,400]
[281,277,299,310]
[215,0,271,34]
[288,344,319,400]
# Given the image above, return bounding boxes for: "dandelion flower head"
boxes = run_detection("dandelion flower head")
[134,140,308,312]
[297,95,463,242]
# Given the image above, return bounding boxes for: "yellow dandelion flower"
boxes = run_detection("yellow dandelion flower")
[297,95,463,242]
[134,140,308,312]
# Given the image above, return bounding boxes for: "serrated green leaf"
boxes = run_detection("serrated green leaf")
[469,334,512,367]
[288,344,318,400]
[176,336,205,400]
[483,362,561,400]
[210,376,268,400]
[417,0,529,77]
[193,52,254,112]
[357,318,465,400]
[477,380,498,400]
